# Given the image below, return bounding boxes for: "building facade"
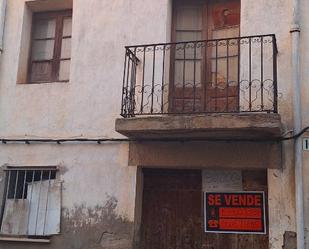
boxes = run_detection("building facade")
[0,0,308,249]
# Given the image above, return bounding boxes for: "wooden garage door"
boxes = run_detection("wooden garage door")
[140,169,269,249]
[140,169,203,249]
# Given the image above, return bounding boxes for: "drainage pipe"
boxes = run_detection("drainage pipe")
[0,0,7,53]
[291,0,304,247]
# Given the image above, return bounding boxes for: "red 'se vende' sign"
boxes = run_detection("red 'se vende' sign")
[204,192,266,234]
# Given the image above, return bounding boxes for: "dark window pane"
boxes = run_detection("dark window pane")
[31,40,55,60]
[33,18,56,39]
[7,170,57,199]
[30,62,53,82]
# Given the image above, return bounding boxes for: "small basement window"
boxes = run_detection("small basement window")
[28,10,72,83]
[0,167,61,237]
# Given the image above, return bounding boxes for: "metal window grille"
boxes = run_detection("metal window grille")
[0,167,61,236]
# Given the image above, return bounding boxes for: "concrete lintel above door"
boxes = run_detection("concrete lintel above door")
[129,140,282,169]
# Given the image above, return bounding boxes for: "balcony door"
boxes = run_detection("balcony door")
[170,0,240,113]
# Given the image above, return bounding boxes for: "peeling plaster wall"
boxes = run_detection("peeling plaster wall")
[0,0,172,247]
[243,1,309,248]
[240,1,297,248]
[0,144,137,249]
[0,0,308,249]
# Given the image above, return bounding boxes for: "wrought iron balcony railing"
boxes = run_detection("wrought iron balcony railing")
[121,34,278,117]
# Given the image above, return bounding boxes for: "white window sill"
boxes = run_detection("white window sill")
[0,236,50,243]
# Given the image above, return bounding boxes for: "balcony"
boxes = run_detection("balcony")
[116,34,282,140]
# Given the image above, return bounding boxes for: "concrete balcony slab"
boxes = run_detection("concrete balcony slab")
[115,113,282,140]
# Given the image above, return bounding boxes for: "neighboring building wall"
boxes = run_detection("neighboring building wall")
[0,0,307,249]
[301,0,309,247]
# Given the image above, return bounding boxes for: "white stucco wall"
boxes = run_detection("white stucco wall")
[0,0,172,138]
[0,0,308,248]
[0,144,136,220]
[241,1,296,248]
[0,0,172,222]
